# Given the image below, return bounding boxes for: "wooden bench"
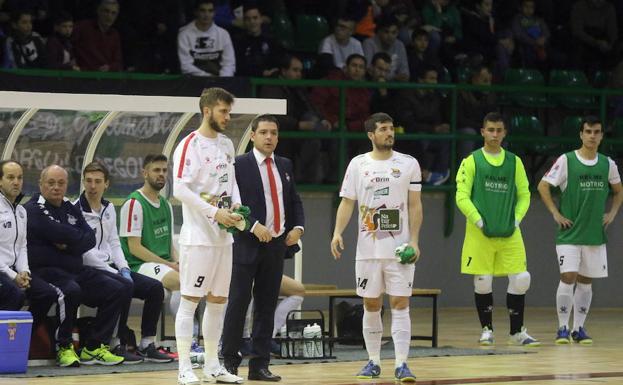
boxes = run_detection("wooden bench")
[305,288,441,347]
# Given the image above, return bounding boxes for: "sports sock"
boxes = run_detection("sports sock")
[140,336,155,350]
[506,293,525,335]
[556,281,574,329]
[272,295,304,337]
[175,298,198,373]
[573,282,592,330]
[391,308,410,368]
[474,292,493,329]
[244,298,254,339]
[169,290,181,317]
[362,309,383,364]
[110,337,121,348]
[203,302,226,371]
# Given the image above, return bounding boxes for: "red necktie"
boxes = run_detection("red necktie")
[265,157,281,233]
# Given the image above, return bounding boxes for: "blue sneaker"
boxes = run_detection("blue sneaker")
[356,360,381,379]
[571,327,593,345]
[555,326,571,345]
[394,363,416,382]
[190,340,204,353]
[426,169,450,185]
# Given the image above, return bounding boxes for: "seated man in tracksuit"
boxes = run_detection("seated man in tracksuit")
[76,161,172,364]
[0,160,58,327]
[24,164,128,367]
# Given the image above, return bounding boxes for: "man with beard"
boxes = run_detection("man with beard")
[331,112,422,382]
[119,154,179,362]
[172,87,244,384]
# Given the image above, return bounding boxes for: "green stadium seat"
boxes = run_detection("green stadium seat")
[508,115,557,155]
[549,70,597,109]
[295,14,330,53]
[271,12,295,50]
[503,68,550,108]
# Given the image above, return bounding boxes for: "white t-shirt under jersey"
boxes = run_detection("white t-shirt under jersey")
[340,151,422,260]
[542,150,621,190]
[173,130,241,247]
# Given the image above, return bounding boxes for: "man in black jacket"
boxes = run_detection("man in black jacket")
[24,164,127,367]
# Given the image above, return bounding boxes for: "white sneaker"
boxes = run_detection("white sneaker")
[508,327,541,347]
[479,326,494,346]
[204,365,243,384]
[178,369,201,385]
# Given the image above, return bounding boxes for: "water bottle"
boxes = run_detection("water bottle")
[302,324,314,358]
[280,325,288,358]
[310,323,323,357]
[290,329,303,357]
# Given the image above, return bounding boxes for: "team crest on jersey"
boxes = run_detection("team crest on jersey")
[67,214,77,225]
[391,168,401,178]
[219,174,228,183]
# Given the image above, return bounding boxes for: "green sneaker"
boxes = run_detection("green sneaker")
[57,345,80,367]
[80,344,125,365]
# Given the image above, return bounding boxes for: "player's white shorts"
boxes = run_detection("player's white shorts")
[137,262,176,282]
[556,244,608,278]
[179,244,232,297]
[355,259,415,298]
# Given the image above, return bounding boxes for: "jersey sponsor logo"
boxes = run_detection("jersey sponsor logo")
[374,187,389,197]
[216,162,228,170]
[2,221,12,229]
[484,175,509,192]
[67,214,77,225]
[370,176,390,183]
[391,168,401,178]
[361,206,401,232]
[579,174,605,190]
[219,174,228,183]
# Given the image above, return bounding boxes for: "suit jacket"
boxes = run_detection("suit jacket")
[233,151,305,264]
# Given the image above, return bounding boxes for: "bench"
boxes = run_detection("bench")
[304,288,441,347]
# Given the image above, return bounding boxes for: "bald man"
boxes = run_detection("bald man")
[24,165,127,367]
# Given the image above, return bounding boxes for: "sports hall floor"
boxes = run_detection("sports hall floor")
[1,307,621,385]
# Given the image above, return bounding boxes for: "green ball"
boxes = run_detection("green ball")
[395,243,416,264]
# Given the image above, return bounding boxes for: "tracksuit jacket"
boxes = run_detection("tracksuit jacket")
[0,192,29,280]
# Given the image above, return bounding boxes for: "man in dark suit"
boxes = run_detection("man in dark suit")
[222,114,305,382]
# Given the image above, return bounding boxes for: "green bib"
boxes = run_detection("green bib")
[121,191,173,271]
[472,149,517,237]
[556,152,610,245]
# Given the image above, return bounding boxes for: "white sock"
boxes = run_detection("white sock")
[243,298,254,339]
[175,298,198,373]
[169,290,181,317]
[573,283,592,330]
[110,337,120,348]
[362,309,382,364]
[203,302,225,371]
[391,308,410,368]
[556,281,574,328]
[272,295,304,337]
[140,336,155,349]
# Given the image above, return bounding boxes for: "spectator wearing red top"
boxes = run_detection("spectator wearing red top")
[46,12,79,71]
[73,0,123,72]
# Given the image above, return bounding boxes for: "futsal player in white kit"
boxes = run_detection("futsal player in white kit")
[331,112,423,382]
[172,87,245,384]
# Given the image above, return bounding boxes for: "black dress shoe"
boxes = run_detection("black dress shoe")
[224,362,238,376]
[248,368,281,382]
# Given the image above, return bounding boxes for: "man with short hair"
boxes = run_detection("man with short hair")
[331,112,422,382]
[232,5,280,77]
[25,164,127,367]
[178,0,235,77]
[362,15,409,81]
[538,116,623,345]
[77,161,172,363]
[0,160,57,329]
[319,16,364,69]
[4,9,47,68]
[173,87,244,384]
[456,112,539,347]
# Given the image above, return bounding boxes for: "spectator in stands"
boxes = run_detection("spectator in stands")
[232,5,279,77]
[260,54,330,183]
[363,15,409,81]
[421,0,462,68]
[311,53,371,131]
[0,160,58,331]
[319,16,364,70]
[570,0,619,73]
[457,65,497,160]
[407,28,442,82]
[462,0,514,80]
[177,0,235,77]
[511,0,550,69]
[4,9,46,68]
[73,0,123,72]
[368,52,394,114]
[46,12,79,71]
[25,164,127,367]
[392,66,451,185]
[76,161,173,364]
[385,1,421,47]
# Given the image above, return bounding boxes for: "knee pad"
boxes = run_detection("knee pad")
[508,272,531,295]
[473,275,493,294]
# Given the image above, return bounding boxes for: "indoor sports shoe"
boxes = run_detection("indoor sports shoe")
[112,344,144,364]
[138,342,174,363]
[203,364,244,383]
[571,327,593,345]
[555,326,571,345]
[178,368,201,385]
[57,344,80,367]
[507,327,541,347]
[191,340,205,353]
[80,344,125,365]
[158,346,179,360]
[394,362,417,382]
[356,360,381,379]
[479,326,494,346]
